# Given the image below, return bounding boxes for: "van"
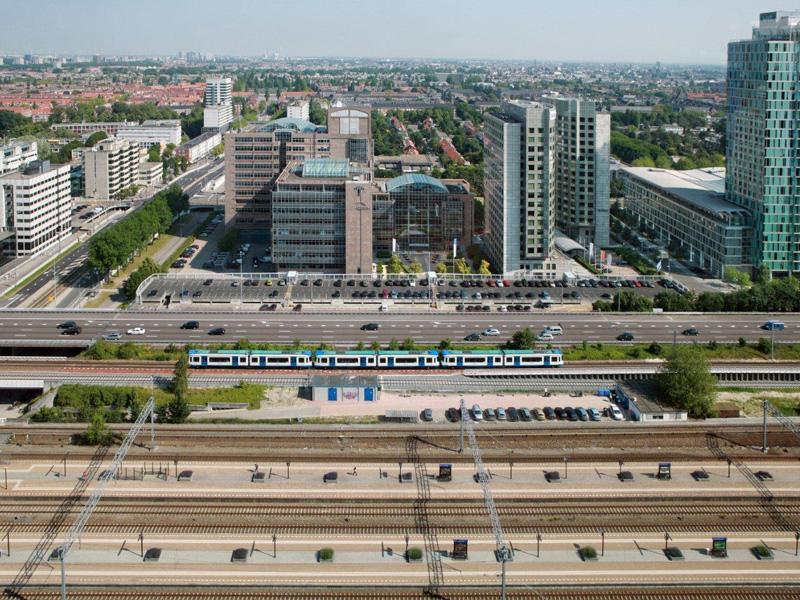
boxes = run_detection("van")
[762,321,785,331]
[545,325,563,335]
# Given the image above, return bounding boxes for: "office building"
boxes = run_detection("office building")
[176,130,222,164]
[271,159,373,274]
[224,107,371,232]
[727,11,800,275]
[484,100,558,275]
[619,167,752,278]
[203,77,233,130]
[0,139,38,175]
[287,100,310,121]
[117,120,182,149]
[554,98,610,248]
[372,174,474,256]
[84,138,141,199]
[0,161,71,258]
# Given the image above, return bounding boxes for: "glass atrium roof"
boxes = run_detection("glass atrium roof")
[386,173,448,194]
[302,159,350,178]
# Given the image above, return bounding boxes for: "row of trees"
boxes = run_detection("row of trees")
[88,185,187,276]
[122,258,163,300]
[593,277,800,313]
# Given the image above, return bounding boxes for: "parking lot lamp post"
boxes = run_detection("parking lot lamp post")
[795,531,799,557]
[600,528,605,556]
[536,531,542,557]
[563,457,568,480]
[664,531,671,551]
[239,251,243,304]
[727,458,732,478]
[286,461,290,480]
[618,460,623,475]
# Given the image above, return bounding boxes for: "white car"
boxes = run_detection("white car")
[127,327,146,335]
[483,328,501,336]
[609,405,624,421]
[536,332,555,342]
[471,404,483,421]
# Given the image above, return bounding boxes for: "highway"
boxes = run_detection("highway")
[1,158,224,310]
[0,310,796,346]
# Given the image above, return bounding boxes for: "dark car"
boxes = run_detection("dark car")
[543,406,556,420]
[361,323,380,331]
[203,279,213,286]
[181,321,199,330]
[445,407,461,422]
[616,332,635,341]
[57,320,77,329]
[554,407,566,420]
[506,407,519,422]
[464,332,481,342]
[61,326,82,335]
[682,327,699,336]
[565,407,579,422]
[208,327,226,336]
[421,408,433,422]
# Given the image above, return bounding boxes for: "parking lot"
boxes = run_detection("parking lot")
[137,271,673,310]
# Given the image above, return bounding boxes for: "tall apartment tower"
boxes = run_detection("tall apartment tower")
[203,76,233,131]
[484,100,557,275]
[727,11,800,276]
[84,138,141,200]
[554,98,610,248]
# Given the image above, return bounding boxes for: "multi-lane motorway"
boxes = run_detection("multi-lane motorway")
[0,310,796,346]
[2,158,224,310]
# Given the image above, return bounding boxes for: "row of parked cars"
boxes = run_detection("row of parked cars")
[434,403,625,423]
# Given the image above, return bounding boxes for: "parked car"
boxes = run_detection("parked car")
[421,408,433,422]
[519,407,532,421]
[484,408,496,421]
[575,407,589,422]
[506,407,519,422]
[495,407,507,421]
[471,404,483,421]
[565,407,579,422]
[543,407,556,420]
[609,405,624,421]
[533,408,546,421]
[588,408,602,422]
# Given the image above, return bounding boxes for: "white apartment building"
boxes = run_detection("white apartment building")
[0,161,71,257]
[116,120,182,149]
[287,100,310,121]
[0,139,38,175]
[484,100,558,275]
[203,77,233,130]
[176,130,222,164]
[84,138,141,199]
[50,121,137,136]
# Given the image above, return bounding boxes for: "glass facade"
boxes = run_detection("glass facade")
[727,13,800,275]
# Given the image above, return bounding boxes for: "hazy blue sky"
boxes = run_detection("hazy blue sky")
[0,1,784,63]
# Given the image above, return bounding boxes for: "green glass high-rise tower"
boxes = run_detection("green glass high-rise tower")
[727,11,800,275]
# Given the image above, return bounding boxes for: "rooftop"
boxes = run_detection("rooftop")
[256,117,324,134]
[621,167,749,219]
[386,173,448,194]
[302,159,350,179]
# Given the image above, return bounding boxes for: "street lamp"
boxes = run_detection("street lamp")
[563,456,568,480]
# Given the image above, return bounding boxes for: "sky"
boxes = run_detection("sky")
[0,0,785,64]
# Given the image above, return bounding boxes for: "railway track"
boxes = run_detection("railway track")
[11,585,800,600]
[4,497,799,535]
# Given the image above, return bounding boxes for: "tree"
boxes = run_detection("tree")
[85,131,108,147]
[387,254,405,274]
[400,337,417,351]
[85,412,113,445]
[507,328,536,350]
[657,346,717,418]
[723,267,751,287]
[407,260,424,274]
[753,265,772,286]
[122,258,163,300]
[435,262,448,275]
[478,260,492,276]
[147,146,161,162]
[454,257,471,275]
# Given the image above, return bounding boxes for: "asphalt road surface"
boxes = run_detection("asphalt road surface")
[0,310,796,346]
[2,159,224,309]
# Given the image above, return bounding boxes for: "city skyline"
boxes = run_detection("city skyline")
[0,0,787,64]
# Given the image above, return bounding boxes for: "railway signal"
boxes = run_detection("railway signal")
[664,531,672,551]
[536,532,542,558]
[273,533,277,558]
[563,456,569,480]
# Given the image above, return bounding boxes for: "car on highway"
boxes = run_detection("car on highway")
[545,325,563,335]
[483,327,501,337]
[682,327,699,336]
[127,327,146,335]
[208,327,226,336]
[464,332,481,342]
[102,332,122,341]
[616,332,635,341]
[536,332,554,342]
[762,320,785,331]
[61,326,82,335]
[361,323,380,331]
[181,321,200,330]
[421,408,433,422]
[57,321,77,329]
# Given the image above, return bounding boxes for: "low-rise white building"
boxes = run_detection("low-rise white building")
[176,130,222,164]
[0,139,38,175]
[51,121,137,137]
[0,161,72,257]
[138,161,162,187]
[287,100,310,121]
[117,120,182,149]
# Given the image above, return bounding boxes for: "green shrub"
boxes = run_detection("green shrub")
[753,545,772,557]
[756,338,772,355]
[407,547,423,561]
[318,547,334,561]
[581,546,598,559]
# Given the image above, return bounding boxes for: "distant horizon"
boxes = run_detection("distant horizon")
[0,0,780,64]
